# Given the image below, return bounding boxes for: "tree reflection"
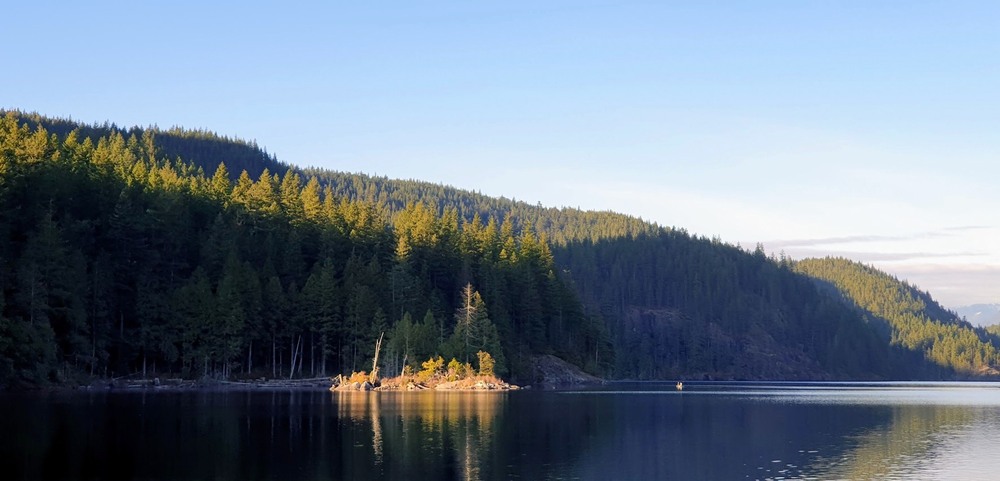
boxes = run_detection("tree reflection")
[815,405,976,480]
[11,388,1000,481]
[331,391,502,481]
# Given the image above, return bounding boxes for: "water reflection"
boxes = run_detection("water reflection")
[734,384,1000,481]
[5,384,1000,480]
[332,392,502,481]
[810,406,1000,481]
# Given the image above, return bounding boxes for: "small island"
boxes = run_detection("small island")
[332,350,518,392]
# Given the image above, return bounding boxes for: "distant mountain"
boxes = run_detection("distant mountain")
[955,304,1000,327]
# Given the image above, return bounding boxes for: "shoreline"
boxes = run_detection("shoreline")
[14,378,990,395]
[331,374,521,392]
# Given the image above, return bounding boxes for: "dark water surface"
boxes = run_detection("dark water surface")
[4,382,1000,480]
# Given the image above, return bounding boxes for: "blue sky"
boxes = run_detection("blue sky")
[4,1,998,307]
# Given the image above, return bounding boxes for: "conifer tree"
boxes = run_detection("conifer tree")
[451,284,504,370]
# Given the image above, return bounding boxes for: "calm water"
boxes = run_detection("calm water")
[4,382,1000,480]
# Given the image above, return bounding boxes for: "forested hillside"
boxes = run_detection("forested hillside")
[794,258,1000,377]
[3,111,992,386]
[0,112,607,387]
[9,111,287,181]
[554,238,899,379]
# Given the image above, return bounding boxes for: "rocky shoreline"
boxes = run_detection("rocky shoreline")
[330,375,519,392]
[42,354,600,392]
[69,376,334,391]
[528,354,605,388]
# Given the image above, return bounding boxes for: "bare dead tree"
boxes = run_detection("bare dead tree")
[369,332,384,384]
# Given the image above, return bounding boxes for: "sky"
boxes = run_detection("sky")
[4,1,998,308]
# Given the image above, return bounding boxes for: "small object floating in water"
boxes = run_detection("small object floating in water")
[676,381,683,391]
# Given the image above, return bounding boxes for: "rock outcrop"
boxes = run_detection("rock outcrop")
[529,354,604,387]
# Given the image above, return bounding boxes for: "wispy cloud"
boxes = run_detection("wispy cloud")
[764,225,994,250]
[781,249,988,264]
[768,234,919,249]
[942,225,993,233]
[887,264,1000,308]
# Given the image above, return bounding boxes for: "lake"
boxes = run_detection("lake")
[3,382,1000,480]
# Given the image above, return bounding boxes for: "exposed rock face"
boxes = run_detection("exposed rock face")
[366,375,518,391]
[330,380,374,392]
[530,354,604,387]
[432,378,518,391]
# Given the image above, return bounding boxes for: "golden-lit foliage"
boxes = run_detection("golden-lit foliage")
[477,351,496,377]
[346,371,370,385]
[418,356,445,384]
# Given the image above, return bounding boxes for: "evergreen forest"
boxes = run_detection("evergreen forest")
[1,110,997,387]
